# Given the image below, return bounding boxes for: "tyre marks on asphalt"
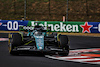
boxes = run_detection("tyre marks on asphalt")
[45,48,100,65]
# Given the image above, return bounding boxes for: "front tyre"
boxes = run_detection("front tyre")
[8,33,23,55]
[8,38,17,55]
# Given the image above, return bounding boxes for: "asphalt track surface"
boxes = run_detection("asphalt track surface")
[0,33,100,67]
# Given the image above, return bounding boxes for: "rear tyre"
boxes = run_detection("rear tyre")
[59,35,69,56]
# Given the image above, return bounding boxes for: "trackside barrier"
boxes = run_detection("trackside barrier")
[0,20,100,33]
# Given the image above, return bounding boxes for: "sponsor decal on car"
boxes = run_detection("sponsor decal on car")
[17,48,30,50]
[23,26,34,30]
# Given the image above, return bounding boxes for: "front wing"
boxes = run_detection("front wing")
[12,46,68,54]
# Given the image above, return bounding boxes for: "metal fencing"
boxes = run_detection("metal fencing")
[0,0,100,22]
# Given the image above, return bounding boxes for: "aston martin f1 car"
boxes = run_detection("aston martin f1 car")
[8,22,69,56]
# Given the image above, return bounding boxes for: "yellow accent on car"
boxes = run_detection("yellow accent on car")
[8,34,10,38]
[9,46,11,53]
[25,41,33,45]
[57,33,61,41]
[8,41,11,53]
[18,32,23,41]
[8,33,12,38]
[8,33,11,53]
[8,39,10,45]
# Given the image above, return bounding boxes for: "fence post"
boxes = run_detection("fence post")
[66,0,69,21]
[49,0,51,20]
[63,16,65,22]
[24,0,26,20]
[13,0,16,15]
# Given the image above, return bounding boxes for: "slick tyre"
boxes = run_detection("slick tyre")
[8,33,15,55]
[59,35,69,56]
[9,43,18,55]
[12,33,23,47]
[9,33,23,55]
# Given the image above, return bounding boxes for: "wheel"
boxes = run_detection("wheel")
[12,33,23,47]
[8,33,23,55]
[59,35,68,47]
[59,35,69,56]
[9,42,17,55]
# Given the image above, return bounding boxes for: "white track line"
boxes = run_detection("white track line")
[45,48,100,65]
[54,56,90,59]
[70,48,100,53]
[45,55,100,65]
[67,58,100,62]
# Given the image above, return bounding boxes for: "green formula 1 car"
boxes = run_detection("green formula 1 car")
[8,22,69,56]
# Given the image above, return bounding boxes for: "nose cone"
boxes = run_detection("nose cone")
[35,36,44,50]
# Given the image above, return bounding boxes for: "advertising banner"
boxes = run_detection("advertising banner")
[0,20,100,33]
[28,21,84,33]
[0,20,28,31]
[28,21,100,33]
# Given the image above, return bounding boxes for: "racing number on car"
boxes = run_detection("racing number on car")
[7,21,18,30]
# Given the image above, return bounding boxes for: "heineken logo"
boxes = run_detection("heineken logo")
[31,21,94,33]
[31,22,79,32]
